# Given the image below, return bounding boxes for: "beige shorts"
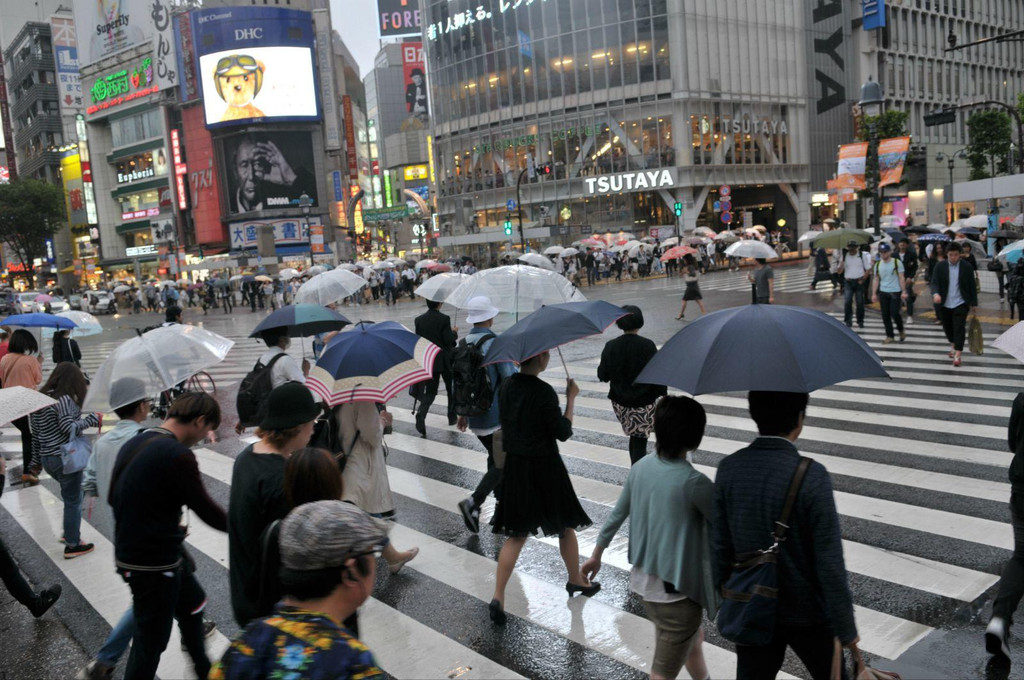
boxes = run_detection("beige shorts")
[645,598,703,678]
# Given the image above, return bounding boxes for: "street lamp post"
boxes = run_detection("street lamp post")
[936,149,967,187]
[859,77,885,236]
[299,191,312,269]
[516,166,529,251]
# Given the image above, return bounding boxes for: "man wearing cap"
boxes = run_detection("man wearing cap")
[871,243,907,344]
[414,299,458,436]
[211,501,385,680]
[838,239,872,328]
[930,240,978,367]
[456,296,517,533]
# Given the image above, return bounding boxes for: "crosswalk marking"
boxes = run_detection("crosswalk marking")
[5,302,1022,677]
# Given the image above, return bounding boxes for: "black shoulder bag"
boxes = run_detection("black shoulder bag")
[716,457,811,646]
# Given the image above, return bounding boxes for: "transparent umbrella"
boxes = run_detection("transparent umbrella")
[724,240,780,260]
[517,252,555,270]
[543,246,566,256]
[413,272,471,303]
[42,311,102,338]
[447,265,586,317]
[83,325,234,412]
[279,268,301,281]
[295,269,367,306]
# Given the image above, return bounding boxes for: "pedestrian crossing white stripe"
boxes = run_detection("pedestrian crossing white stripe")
[391,416,1000,603]
[385,463,930,663]
[177,449,530,680]
[0,485,231,680]
[538,385,1010,468]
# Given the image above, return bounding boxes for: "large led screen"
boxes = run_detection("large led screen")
[191,7,320,129]
[221,130,319,215]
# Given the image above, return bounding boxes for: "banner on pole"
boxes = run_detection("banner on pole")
[836,143,868,191]
[878,136,911,188]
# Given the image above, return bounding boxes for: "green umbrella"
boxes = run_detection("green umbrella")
[810,228,873,250]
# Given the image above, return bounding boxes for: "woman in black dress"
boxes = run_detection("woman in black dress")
[597,306,666,465]
[489,351,598,623]
[677,261,706,319]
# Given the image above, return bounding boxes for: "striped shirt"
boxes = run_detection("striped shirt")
[30,395,98,460]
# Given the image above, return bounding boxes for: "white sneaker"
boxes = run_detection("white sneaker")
[905,316,914,325]
[986,616,1011,659]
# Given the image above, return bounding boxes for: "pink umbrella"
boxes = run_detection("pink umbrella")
[34,294,53,303]
[579,237,605,248]
[426,263,452,273]
[659,246,698,262]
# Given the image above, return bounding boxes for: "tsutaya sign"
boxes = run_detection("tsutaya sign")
[584,169,677,196]
[718,117,789,136]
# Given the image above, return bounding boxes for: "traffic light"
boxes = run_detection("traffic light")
[924,109,956,127]
[504,220,513,236]
[674,202,683,217]
[540,163,552,175]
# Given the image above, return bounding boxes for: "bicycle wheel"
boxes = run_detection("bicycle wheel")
[186,371,217,395]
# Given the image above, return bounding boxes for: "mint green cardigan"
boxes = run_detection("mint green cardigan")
[596,454,720,616]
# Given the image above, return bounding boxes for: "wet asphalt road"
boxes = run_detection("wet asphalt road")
[0,263,1021,679]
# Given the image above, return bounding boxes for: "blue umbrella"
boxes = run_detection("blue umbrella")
[306,321,440,406]
[957,226,981,236]
[250,304,351,338]
[482,302,628,372]
[883,228,906,242]
[1,313,77,329]
[635,305,888,395]
[916,233,951,242]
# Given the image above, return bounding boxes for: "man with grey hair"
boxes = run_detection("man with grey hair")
[212,501,386,679]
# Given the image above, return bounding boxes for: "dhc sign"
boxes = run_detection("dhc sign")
[584,169,677,196]
[863,0,886,30]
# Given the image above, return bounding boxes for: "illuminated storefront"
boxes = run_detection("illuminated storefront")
[426,0,854,252]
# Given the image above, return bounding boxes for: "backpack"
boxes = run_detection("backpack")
[873,258,900,277]
[236,353,287,427]
[450,331,497,417]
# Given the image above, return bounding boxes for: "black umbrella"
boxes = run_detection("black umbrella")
[904,224,936,234]
[636,305,888,395]
[250,304,351,338]
[991,230,1023,240]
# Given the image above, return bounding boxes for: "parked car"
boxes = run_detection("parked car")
[14,291,40,314]
[0,290,18,315]
[33,296,70,314]
[69,294,83,310]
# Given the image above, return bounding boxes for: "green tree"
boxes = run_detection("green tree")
[855,110,910,142]
[965,109,1012,180]
[0,179,66,288]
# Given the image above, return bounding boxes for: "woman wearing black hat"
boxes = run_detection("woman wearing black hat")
[598,306,668,465]
[228,382,320,627]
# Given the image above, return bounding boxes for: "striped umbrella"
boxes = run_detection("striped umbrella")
[306,321,440,405]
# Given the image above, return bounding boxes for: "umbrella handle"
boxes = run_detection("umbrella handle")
[556,346,570,379]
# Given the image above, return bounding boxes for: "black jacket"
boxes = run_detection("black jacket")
[110,430,227,572]
[597,334,667,408]
[895,248,918,279]
[52,337,81,366]
[1008,394,1024,491]
[414,308,456,372]
[929,259,978,307]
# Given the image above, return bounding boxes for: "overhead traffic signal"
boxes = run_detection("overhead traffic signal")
[504,220,513,236]
[540,163,552,175]
[674,202,683,217]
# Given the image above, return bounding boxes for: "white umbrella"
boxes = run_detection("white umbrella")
[44,311,102,338]
[112,285,131,294]
[518,253,556,271]
[798,231,819,243]
[0,387,57,426]
[998,240,1024,261]
[356,260,374,268]
[279,268,301,281]
[306,265,327,277]
[543,246,566,256]
[751,225,768,232]
[1013,214,1024,228]
[725,240,779,260]
[337,263,361,271]
[447,265,586,316]
[560,247,580,257]
[925,224,947,232]
[372,261,395,270]
[158,280,176,287]
[714,232,741,243]
[994,322,1024,363]
[627,243,654,258]
[622,240,643,251]
[959,238,987,260]
[660,237,680,247]
[83,325,234,412]
[413,272,471,302]
[415,259,439,272]
[295,269,368,306]
[229,274,244,282]
[695,227,716,237]
[964,215,990,229]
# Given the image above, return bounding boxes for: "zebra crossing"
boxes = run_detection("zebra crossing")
[1,304,1021,679]
[659,266,834,297]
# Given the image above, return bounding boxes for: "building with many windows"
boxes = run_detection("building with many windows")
[854,0,1024,224]
[424,0,861,258]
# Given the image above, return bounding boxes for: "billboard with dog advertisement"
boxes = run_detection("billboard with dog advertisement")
[190,7,320,129]
[220,130,320,215]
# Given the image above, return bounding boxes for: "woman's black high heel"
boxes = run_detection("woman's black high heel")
[566,581,601,597]
[488,598,507,624]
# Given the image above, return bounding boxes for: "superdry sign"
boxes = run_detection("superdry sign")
[584,169,677,196]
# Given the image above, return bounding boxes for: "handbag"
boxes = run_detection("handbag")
[61,434,92,475]
[968,315,984,355]
[831,640,902,680]
[716,457,811,646]
[988,259,1004,272]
